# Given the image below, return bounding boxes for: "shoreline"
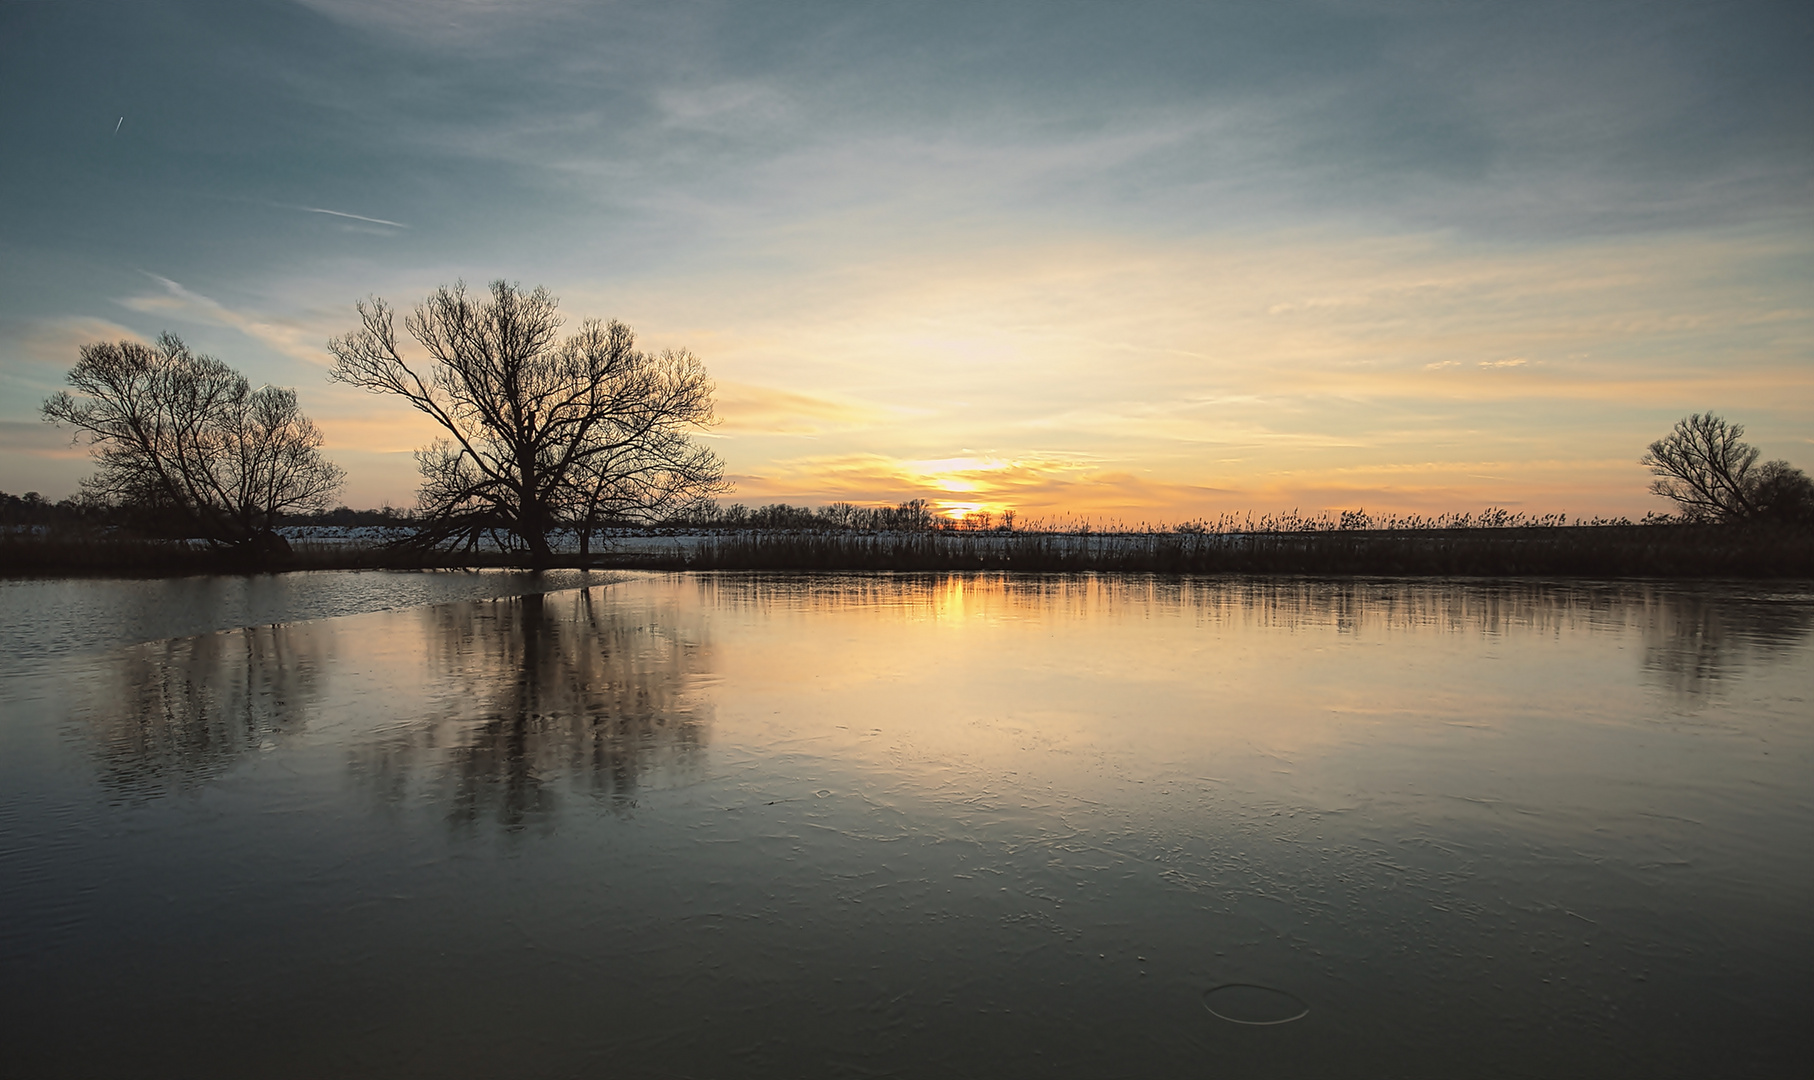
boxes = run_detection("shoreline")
[6,523,1811,580]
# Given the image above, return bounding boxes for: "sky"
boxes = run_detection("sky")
[2,0,1809,522]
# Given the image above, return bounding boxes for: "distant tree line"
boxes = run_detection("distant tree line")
[0,490,109,529]
[0,491,403,532]
[699,500,946,531]
[278,504,416,528]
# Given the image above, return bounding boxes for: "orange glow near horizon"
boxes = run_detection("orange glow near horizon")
[5,225,1808,520]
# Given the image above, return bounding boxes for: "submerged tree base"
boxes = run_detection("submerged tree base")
[7,524,1811,579]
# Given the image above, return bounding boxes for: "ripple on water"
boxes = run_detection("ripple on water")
[1202,983,1309,1026]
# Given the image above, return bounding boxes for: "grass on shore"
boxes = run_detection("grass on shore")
[670,525,1813,578]
[0,534,519,577]
[7,523,1810,579]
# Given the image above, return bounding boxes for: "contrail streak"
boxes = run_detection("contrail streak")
[301,206,408,228]
[114,117,123,134]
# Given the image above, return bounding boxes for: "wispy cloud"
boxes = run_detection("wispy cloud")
[582,216,1813,518]
[0,419,94,461]
[712,382,889,436]
[297,206,408,229]
[5,0,1810,513]
[732,450,1241,521]
[15,317,147,369]
[119,276,330,366]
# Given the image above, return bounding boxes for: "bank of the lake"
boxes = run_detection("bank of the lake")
[5,522,1812,578]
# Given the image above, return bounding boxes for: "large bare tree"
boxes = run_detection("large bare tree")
[1642,412,1811,523]
[41,334,343,556]
[327,280,726,564]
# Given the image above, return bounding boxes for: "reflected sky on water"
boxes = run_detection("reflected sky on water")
[2,573,1810,1078]
[0,568,604,668]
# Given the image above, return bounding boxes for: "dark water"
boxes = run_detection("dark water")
[0,568,602,665]
[1,573,1809,1078]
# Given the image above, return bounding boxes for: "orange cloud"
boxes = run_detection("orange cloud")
[722,443,1679,523]
[730,451,1242,522]
[711,381,891,436]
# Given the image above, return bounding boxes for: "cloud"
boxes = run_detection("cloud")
[297,206,408,229]
[0,419,93,461]
[14,317,147,368]
[295,0,1814,241]
[655,81,794,133]
[601,214,1813,520]
[731,450,1241,522]
[711,382,889,436]
[4,1,1809,517]
[118,276,331,367]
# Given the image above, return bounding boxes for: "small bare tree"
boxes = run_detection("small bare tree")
[41,334,343,556]
[327,280,726,565]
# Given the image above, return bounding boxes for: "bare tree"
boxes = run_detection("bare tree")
[1642,413,1762,522]
[1642,413,1814,523]
[41,334,344,556]
[567,352,728,564]
[327,280,726,565]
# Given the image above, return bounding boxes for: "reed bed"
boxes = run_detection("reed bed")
[668,525,1813,578]
[7,523,1810,579]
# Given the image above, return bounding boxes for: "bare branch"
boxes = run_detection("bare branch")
[1642,413,1771,522]
[328,282,727,564]
[41,335,343,554]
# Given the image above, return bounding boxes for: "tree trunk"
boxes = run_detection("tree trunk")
[524,525,553,569]
[242,529,293,567]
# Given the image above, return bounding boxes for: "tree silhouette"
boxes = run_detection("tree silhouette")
[328,281,726,565]
[351,588,713,828]
[1746,460,1814,523]
[1642,413,1812,523]
[41,334,343,556]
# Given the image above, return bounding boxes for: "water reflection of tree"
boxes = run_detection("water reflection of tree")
[355,588,712,829]
[1181,578,1811,696]
[82,623,327,801]
[1635,589,1814,697]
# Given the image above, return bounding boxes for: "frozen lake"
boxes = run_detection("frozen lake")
[2,572,1809,1077]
